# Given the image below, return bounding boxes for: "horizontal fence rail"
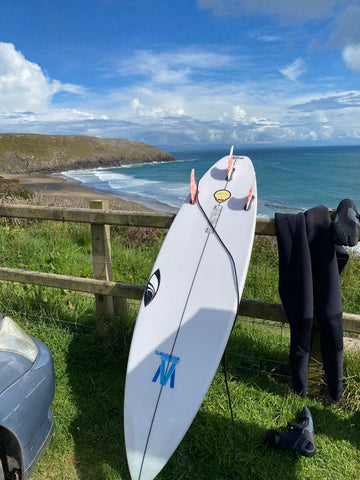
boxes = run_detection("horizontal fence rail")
[0,203,359,334]
[0,203,276,233]
[0,267,358,334]
[0,204,175,228]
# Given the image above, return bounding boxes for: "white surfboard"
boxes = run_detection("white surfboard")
[124,151,257,480]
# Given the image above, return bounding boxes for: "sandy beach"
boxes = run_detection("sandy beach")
[1,172,153,211]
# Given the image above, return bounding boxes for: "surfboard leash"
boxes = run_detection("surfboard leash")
[222,352,237,480]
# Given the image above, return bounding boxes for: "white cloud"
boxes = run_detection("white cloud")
[290,90,360,111]
[280,58,305,82]
[342,44,360,71]
[0,40,359,147]
[103,84,189,121]
[0,42,83,113]
[117,48,234,84]
[232,105,247,122]
[258,35,281,43]
[219,105,247,123]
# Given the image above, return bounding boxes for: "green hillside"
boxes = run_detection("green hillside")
[0,133,174,173]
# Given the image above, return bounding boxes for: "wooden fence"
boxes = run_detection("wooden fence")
[0,201,359,335]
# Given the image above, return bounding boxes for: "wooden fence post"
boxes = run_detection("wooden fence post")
[90,200,113,333]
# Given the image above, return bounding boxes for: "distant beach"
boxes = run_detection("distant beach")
[2,172,153,211]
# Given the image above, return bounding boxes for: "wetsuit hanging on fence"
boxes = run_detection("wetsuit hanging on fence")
[275,205,349,401]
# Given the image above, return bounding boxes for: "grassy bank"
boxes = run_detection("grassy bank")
[0,133,174,174]
[0,207,359,479]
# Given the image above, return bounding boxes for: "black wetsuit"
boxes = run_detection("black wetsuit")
[275,205,349,401]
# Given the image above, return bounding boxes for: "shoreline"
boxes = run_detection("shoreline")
[1,172,155,212]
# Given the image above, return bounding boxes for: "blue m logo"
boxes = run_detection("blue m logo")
[152,351,180,389]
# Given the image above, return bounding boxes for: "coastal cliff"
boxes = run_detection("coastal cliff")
[0,133,174,174]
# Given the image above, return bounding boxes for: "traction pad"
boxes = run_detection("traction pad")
[264,407,316,458]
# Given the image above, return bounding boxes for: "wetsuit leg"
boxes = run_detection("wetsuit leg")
[275,212,314,397]
[317,313,343,401]
[304,206,348,401]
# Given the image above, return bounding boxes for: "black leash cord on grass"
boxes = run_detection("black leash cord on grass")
[222,352,237,480]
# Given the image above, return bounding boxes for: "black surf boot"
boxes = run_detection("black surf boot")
[332,199,360,247]
[264,407,316,458]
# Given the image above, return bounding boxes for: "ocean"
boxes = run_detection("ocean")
[63,146,360,218]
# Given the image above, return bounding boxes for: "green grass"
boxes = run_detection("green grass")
[0,216,359,479]
[19,318,360,480]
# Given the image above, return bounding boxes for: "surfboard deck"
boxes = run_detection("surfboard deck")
[124,152,257,480]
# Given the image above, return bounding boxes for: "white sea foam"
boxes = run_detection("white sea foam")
[63,168,188,211]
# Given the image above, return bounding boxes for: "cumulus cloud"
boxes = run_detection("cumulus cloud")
[219,105,246,123]
[130,96,186,118]
[0,42,83,112]
[231,105,247,122]
[342,44,360,71]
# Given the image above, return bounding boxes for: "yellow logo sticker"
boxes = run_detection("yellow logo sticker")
[214,189,231,203]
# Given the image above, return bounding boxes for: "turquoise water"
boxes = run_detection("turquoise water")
[63,146,360,217]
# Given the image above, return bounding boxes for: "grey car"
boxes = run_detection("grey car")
[0,314,55,480]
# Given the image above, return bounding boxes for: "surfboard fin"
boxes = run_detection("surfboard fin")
[245,182,255,211]
[190,168,197,204]
[227,145,234,181]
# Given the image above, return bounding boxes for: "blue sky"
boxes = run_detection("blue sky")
[1,0,360,148]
